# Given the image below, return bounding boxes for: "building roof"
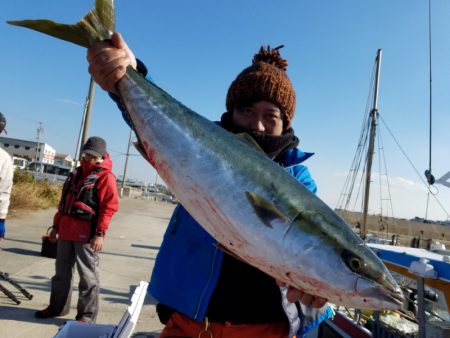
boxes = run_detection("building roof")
[0,136,39,146]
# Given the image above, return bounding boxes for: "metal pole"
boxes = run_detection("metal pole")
[77,76,96,161]
[427,0,433,181]
[361,49,382,240]
[373,310,380,338]
[74,102,87,164]
[120,128,133,197]
[416,276,426,338]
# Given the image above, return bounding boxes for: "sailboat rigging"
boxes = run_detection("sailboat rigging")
[336,41,450,230]
[336,48,398,240]
[330,3,450,336]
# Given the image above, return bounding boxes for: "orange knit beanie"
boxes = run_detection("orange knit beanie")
[226,45,296,129]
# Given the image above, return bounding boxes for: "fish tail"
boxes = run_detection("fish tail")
[7,0,115,48]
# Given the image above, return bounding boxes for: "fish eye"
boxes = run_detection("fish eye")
[348,257,363,271]
[342,249,366,273]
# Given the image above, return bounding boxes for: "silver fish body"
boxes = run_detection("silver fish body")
[117,70,404,309]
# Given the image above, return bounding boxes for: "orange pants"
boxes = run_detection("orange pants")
[159,312,290,338]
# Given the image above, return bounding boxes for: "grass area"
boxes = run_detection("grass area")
[9,170,62,217]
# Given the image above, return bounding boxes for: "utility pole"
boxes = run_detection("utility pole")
[75,76,96,164]
[34,122,44,163]
[80,77,95,151]
[120,128,133,197]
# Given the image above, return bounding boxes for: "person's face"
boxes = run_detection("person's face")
[232,101,284,136]
[82,153,100,164]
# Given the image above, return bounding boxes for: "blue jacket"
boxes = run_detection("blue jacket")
[148,147,333,337]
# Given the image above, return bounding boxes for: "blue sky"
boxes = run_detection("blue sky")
[1,0,450,221]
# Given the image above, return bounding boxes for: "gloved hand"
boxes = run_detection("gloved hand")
[0,219,6,239]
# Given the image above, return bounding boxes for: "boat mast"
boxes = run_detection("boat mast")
[361,49,382,240]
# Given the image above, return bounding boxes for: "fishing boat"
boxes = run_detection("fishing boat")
[320,243,450,338]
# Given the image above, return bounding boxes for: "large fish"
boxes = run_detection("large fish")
[8,0,404,309]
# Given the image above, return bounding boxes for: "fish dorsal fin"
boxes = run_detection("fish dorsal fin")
[7,0,115,47]
[235,133,265,153]
[245,192,289,228]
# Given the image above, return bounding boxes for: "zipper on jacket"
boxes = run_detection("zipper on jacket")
[193,245,219,319]
[66,187,77,214]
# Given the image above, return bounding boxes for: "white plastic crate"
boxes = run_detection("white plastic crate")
[54,281,149,338]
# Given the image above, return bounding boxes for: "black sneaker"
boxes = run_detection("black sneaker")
[35,307,59,319]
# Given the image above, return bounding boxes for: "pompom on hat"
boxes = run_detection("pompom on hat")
[226,45,296,130]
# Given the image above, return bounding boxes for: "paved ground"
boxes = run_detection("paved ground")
[0,197,175,337]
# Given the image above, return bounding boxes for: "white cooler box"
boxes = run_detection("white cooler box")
[54,281,149,338]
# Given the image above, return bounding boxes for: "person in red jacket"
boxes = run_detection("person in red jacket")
[35,136,119,323]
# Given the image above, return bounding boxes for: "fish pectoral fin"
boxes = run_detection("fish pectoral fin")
[132,140,157,164]
[132,140,147,158]
[235,133,265,153]
[213,243,248,263]
[7,0,115,47]
[245,192,289,228]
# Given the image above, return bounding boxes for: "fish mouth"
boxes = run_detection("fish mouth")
[357,279,405,310]
[388,288,406,307]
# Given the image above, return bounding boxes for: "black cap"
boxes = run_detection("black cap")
[0,112,7,134]
[81,136,106,158]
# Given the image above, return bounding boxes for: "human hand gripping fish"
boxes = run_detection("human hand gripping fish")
[87,32,136,94]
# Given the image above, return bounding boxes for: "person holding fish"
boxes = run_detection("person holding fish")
[87,34,331,338]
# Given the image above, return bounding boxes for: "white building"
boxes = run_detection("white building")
[54,153,74,168]
[0,137,56,164]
